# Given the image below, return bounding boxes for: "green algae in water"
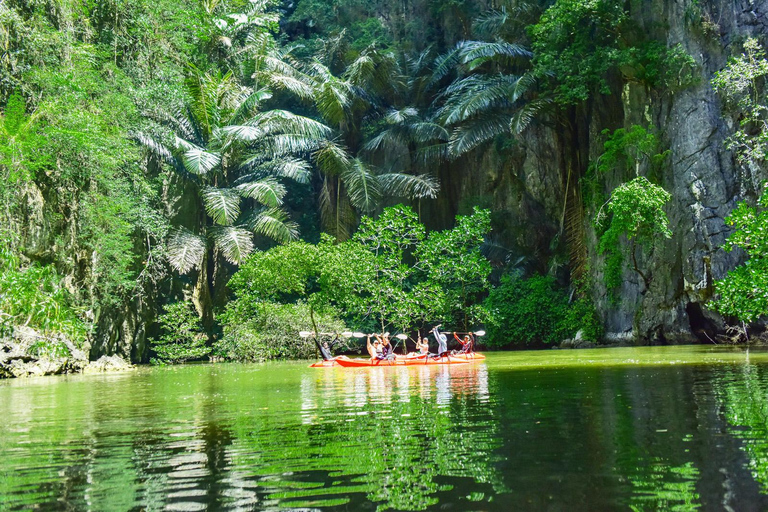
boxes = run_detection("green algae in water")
[2,346,768,510]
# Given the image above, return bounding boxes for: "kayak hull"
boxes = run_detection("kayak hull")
[319,353,485,368]
[309,357,346,368]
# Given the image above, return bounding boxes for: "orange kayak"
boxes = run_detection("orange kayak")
[309,353,485,368]
[309,358,346,368]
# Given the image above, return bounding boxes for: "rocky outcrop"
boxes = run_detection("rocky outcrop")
[0,327,133,378]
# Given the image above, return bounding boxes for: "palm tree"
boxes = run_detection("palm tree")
[434,40,545,158]
[137,67,335,318]
[252,38,442,238]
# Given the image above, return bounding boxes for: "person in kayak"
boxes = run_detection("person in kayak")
[416,333,429,355]
[366,335,381,358]
[318,334,344,360]
[452,332,473,354]
[376,333,396,360]
[431,325,449,358]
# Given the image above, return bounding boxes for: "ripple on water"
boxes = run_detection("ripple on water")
[5,349,768,510]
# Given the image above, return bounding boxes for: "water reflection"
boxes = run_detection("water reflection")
[6,351,768,510]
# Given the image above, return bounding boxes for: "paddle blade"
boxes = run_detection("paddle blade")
[353,332,367,338]
[395,334,408,340]
[474,330,486,336]
[341,331,353,337]
[299,331,312,338]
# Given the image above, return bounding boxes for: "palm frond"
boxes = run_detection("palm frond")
[269,73,315,100]
[314,140,351,177]
[247,207,299,243]
[236,157,312,184]
[415,143,449,166]
[209,225,254,265]
[510,97,551,134]
[473,8,509,38]
[410,122,450,143]
[220,124,265,141]
[448,113,510,157]
[361,128,409,155]
[134,133,188,177]
[230,87,273,124]
[385,107,419,124]
[167,227,206,273]
[254,110,332,139]
[430,44,465,87]
[441,74,533,125]
[263,133,324,157]
[340,159,381,213]
[459,41,532,69]
[176,138,221,175]
[343,53,376,87]
[202,187,241,225]
[379,172,440,199]
[236,177,286,207]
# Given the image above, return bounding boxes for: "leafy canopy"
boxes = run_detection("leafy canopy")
[710,39,768,323]
[597,176,672,291]
[151,302,210,364]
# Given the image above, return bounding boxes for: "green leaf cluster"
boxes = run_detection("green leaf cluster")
[709,39,768,324]
[597,176,672,292]
[220,205,492,359]
[712,38,768,165]
[151,302,210,364]
[214,302,348,361]
[483,274,602,347]
[529,0,697,105]
[711,190,768,323]
[0,246,86,343]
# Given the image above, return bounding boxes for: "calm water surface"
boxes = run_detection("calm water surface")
[3,346,768,510]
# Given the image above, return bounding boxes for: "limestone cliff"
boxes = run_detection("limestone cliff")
[426,0,768,343]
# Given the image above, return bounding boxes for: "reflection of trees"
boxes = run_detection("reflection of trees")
[714,363,768,491]
[227,363,505,510]
[627,460,699,511]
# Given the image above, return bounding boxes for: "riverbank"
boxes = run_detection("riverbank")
[1,327,133,378]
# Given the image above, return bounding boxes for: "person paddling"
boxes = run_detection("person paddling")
[376,333,396,360]
[416,332,429,355]
[452,332,473,354]
[431,325,449,358]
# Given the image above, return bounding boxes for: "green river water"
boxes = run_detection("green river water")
[4,346,768,510]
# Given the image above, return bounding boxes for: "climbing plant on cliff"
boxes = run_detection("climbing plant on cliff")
[710,39,768,324]
[712,38,768,165]
[597,176,672,293]
[529,0,696,104]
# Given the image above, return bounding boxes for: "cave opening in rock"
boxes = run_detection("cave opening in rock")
[686,302,718,343]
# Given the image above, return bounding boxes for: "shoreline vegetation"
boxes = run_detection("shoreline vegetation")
[2,0,768,370]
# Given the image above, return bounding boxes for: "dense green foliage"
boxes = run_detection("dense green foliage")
[711,191,768,323]
[529,0,696,104]
[151,301,210,364]
[597,176,672,292]
[484,274,601,347]
[712,38,768,164]
[0,0,707,360]
[711,39,768,325]
[215,302,348,361]
[0,247,86,342]
[220,205,491,359]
